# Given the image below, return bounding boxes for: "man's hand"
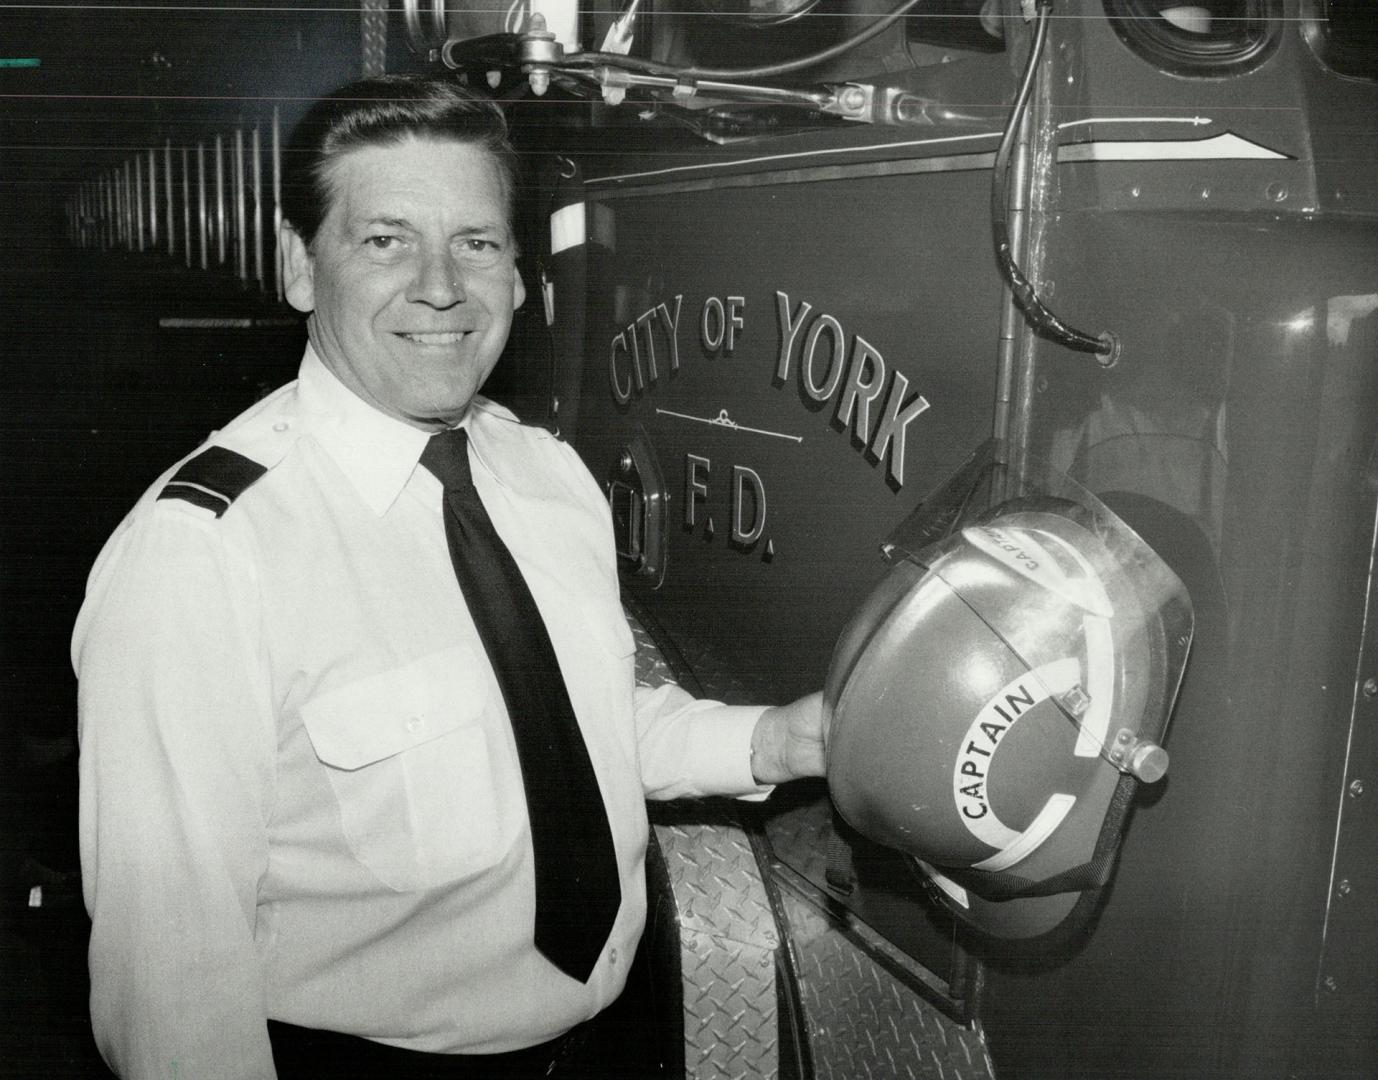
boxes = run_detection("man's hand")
[750,691,827,785]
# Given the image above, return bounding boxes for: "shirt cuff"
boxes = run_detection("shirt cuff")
[687,704,775,801]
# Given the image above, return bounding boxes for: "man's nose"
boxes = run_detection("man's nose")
[408,248,466,307]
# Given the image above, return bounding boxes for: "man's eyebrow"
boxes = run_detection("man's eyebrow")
[349,217,507,236]
[453,221,508,236]
[355,215,412,230]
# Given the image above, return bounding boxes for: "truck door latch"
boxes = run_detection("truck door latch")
[607,429,668,588]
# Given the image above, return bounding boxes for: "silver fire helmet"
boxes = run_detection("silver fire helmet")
[825,452,1193,943]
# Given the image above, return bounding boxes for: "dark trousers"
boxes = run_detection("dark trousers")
[268,1020,582,1079]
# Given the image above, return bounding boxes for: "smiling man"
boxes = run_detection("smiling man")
[73,76,825,1080]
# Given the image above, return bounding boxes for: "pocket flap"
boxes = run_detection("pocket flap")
[301,645,489,771]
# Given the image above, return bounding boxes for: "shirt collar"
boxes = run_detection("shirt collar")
[296,343,435,516]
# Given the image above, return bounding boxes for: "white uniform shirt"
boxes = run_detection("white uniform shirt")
[73,345,768,1080]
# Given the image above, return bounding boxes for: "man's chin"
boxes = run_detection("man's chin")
[403,399,477,432]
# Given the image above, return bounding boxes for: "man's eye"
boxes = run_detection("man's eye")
[459,238,503,266]
[365,235,400,250]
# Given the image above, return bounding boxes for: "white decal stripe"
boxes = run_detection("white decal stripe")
[955,658,1080,850]
[1057,116,1212,131]
[587,131,1001,187]
[971,793,1077,873]
[1076,616,1115,758]
[1057,131,1288,163]
[549,202,586,254]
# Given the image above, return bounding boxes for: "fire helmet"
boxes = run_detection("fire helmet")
[825,455,1193,943]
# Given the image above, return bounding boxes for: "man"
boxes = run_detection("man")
[73,75,825,1079]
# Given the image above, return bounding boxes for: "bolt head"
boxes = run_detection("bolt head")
[1130,744,1169,784]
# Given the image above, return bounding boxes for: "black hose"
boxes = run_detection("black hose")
[991,0,1117,362]
[564,0,926,81]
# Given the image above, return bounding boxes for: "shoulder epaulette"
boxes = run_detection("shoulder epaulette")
[156,445,268,518]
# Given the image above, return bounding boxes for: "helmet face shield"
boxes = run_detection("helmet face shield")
[825,442,1193,943]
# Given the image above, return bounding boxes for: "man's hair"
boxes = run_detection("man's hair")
[282,74,519,246]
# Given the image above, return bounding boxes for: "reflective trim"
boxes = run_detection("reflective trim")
[971,793,1077,873]
[1057,131,1288,162]
[550,202,586,254]
[1077,615,1116,758]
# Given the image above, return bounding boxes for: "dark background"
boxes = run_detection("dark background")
[0,3,417,1072]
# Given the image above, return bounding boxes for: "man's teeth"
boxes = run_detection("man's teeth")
[401,331,468,344]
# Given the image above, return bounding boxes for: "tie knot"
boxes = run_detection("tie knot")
[420,426,473,492]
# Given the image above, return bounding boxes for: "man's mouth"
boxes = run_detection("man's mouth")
[397,331,470,345]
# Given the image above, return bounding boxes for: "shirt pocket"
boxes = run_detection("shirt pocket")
[300,645,509,893]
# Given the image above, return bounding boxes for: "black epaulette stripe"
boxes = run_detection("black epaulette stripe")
[156,445,268,519]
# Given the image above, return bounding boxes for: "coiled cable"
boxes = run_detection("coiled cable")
[991,0,1117,362]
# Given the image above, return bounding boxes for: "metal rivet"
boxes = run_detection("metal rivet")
[1323,975,1339,993]
[618,450,633,475]
[1200,187,1211,199]
[1266,181,1288,203]
[1363,677,1377,700]
[1349,779,1365,798]
[1130,186,1141,198]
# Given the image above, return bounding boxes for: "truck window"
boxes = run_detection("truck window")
[1303,0,1378,80]
[1104,0,1281,75]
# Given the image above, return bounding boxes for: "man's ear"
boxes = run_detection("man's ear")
[280,223,315,314]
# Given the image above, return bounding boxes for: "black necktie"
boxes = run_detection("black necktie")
[420,426,621,983]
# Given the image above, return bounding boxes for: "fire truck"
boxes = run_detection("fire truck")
[11,0,1375,1077]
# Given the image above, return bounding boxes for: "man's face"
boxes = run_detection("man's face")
[282,136,525,430]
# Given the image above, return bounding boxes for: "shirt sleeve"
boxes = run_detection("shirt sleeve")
[632,682,773,801]
[542,434,775,805]
[73,505,278,1079]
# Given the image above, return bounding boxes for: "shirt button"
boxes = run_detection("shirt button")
[608,947,618,965]
[406,715,425,734]
[272,421,290,433]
